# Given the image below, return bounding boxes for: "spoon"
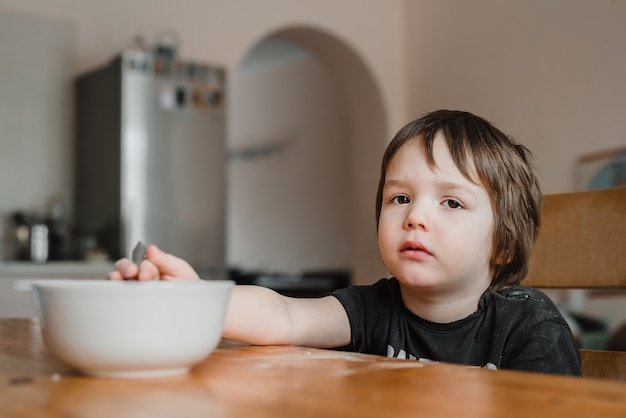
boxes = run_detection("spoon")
[131,241,147,266]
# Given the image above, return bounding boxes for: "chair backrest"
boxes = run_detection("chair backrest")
[523,186,626,380]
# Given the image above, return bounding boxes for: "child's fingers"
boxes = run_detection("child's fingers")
[106,270,123,280]
[146,245,200,281]
[137,259,161,281]
[110,258,139,279]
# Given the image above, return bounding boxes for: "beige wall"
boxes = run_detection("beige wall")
[405,0,626,330]
[229,42,352,272]
[0,0,406,284]
[406,0,626,193]
[1,0,624,326]
[0,0,408,134]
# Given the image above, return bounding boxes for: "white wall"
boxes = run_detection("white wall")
[0,11,74,256]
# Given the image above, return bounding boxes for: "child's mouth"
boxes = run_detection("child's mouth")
[400,241,432,257]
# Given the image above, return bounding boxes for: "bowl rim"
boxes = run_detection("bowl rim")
[32,279,235,290]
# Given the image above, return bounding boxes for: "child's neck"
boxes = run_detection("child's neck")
[399,282,491,323]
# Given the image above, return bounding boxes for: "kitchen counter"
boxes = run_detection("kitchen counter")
[0,260,115,277]
[0,261,114,318]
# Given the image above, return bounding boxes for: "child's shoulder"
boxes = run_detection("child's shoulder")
[489,285,567,324]
[494,285,553,302]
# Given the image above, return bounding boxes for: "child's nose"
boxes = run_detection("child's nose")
[404,203,427,230]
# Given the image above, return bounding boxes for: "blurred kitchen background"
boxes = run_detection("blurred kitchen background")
[0,0,625,348]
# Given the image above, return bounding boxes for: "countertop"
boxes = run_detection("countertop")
[0,261,115,318]
[0,261,115,278]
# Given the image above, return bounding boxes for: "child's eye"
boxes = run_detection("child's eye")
[442,199,463,209]
[391,195,410,205]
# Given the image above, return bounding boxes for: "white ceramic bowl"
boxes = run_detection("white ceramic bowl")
[32,279,234,379]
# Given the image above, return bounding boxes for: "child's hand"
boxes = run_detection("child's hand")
[107,245,200,281]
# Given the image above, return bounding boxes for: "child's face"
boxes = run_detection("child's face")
[377,134,494,294]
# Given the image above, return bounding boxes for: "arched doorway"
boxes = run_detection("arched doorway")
[227,27,387,286]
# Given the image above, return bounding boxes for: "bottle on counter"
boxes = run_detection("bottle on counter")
[29,217,49,263]
[12,212,31,261]
[45,197,69,261]
[11,211,49,263]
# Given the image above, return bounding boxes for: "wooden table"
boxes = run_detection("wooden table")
[1,318,625,417]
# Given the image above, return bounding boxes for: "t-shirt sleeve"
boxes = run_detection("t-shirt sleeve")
[331,286,367,352]
[505,319,582,375]
[331,279,396,355]
[498,289,583,376]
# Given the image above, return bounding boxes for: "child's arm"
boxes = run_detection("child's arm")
[108,245,351,348]
[224,285,350,347]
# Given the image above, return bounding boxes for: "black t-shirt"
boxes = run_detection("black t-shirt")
[331,278,582,376]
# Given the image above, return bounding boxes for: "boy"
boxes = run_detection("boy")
[109,110,582,376]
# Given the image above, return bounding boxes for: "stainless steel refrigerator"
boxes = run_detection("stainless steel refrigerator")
[74,49,226,279]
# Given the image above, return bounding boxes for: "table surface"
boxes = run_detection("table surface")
[1,318,626,418]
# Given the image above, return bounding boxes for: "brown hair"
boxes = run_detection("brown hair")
[375,110,542,289]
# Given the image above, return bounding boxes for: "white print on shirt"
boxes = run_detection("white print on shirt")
[387,345,498,370]
[387,344,417,360]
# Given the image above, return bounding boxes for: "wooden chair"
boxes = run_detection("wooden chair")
[523,186,626,381]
